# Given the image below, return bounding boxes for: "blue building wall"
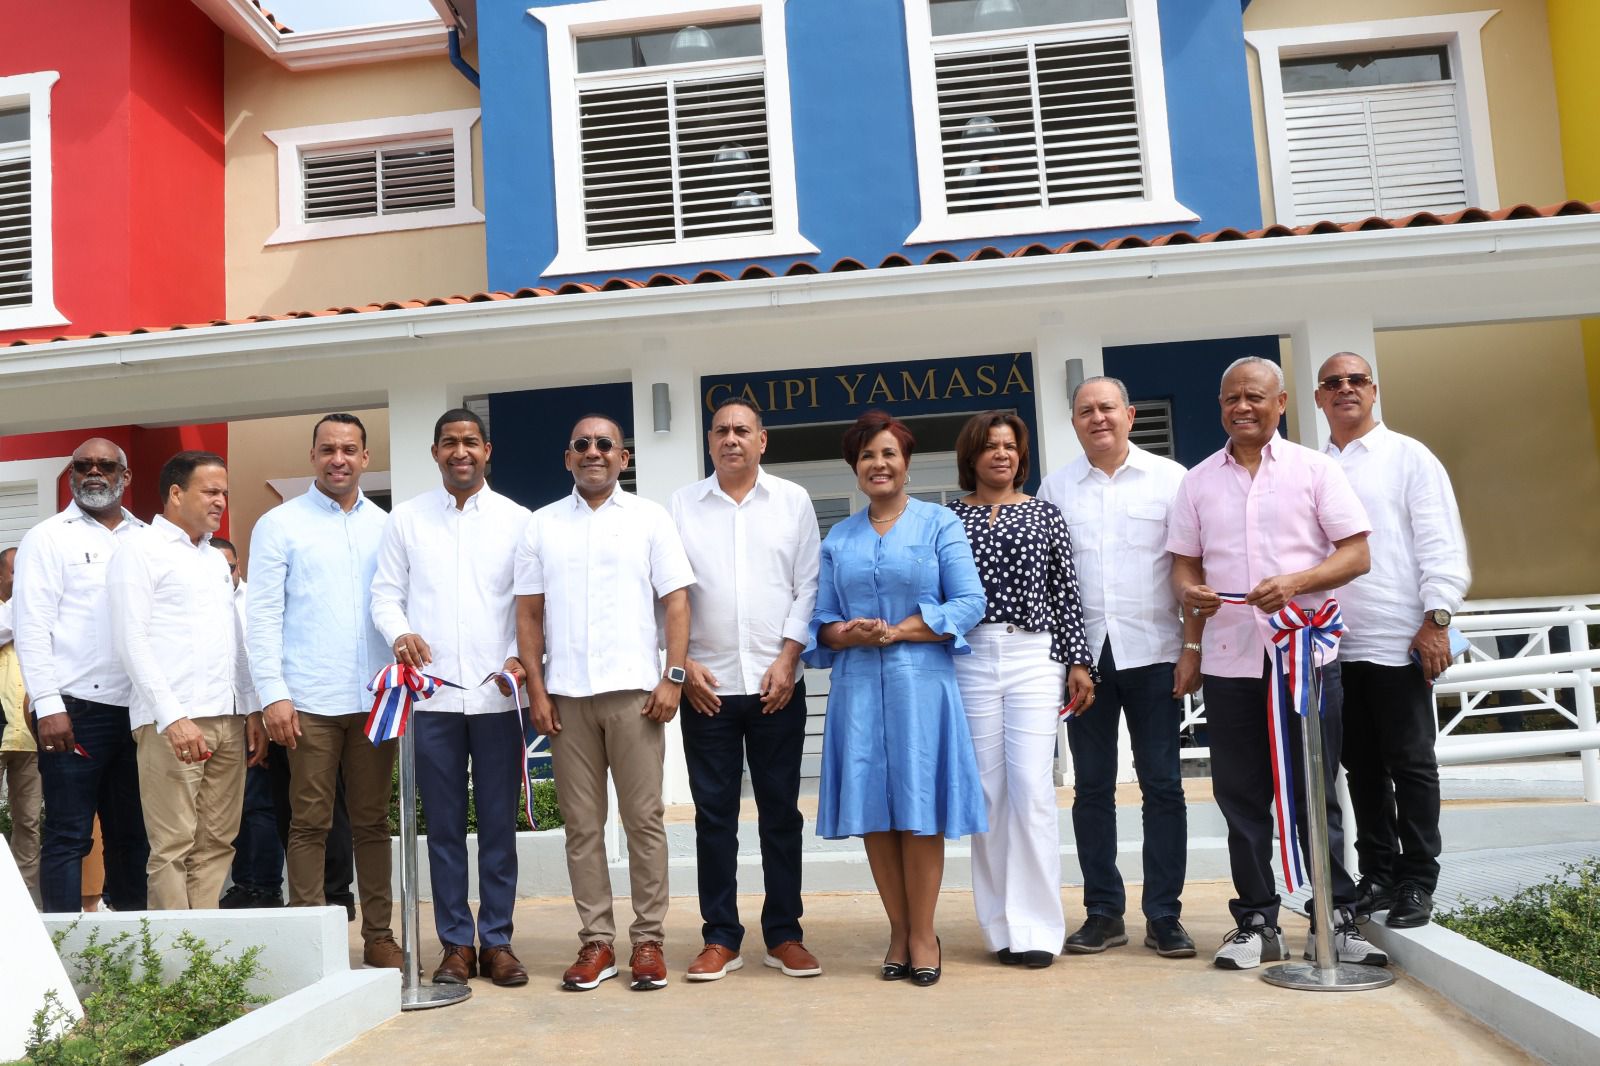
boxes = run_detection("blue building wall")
[479,0,1263,291]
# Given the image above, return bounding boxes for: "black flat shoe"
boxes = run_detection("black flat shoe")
[996,948,1022,966]
[1019,949,1055,969]
[910,938,942,987]
[881,957,910,981]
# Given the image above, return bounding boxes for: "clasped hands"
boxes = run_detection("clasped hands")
[838,616,898,647]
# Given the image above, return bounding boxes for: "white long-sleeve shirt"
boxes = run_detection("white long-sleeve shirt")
[668,469,819,696]
[369,485,532,715]
[106,515,253,732]
[1038,444,1187,670]
[11,503,145,716]
[1326,423,1472,667]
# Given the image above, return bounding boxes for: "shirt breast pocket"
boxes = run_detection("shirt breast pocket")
[1126,502,1168,549]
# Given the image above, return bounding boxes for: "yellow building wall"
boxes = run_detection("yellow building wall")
[222,40,488,318]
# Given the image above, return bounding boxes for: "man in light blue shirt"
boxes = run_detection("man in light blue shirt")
[247,413,400,969]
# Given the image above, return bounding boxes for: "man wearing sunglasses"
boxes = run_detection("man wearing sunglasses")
[516,415,695,992]
[11,439,150,913]
[1315,353,1470,930]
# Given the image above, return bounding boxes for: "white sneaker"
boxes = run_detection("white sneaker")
[1304,913,1390,967]
[1213,912,1289,970]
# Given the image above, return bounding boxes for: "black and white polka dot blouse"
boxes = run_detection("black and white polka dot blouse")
[949,497,1094,669]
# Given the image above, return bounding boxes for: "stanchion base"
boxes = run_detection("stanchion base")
[1261,962,1397,992]
[401,983,474,1011]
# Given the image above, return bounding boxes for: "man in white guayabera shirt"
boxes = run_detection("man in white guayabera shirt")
[1315,352,1470,931]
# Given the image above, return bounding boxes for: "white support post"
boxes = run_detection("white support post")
[385,366,454,505]
[1287,315,1376,450]
[1566,620,1600,802]
[1033,326,1104,473]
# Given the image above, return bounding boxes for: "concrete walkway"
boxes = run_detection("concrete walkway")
[322,882,1532,1066]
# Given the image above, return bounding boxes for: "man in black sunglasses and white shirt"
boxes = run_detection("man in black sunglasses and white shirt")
[11,439,150,912]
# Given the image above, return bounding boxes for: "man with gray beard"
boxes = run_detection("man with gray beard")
[12,439,150,912]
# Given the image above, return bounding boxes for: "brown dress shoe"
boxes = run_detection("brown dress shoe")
[432,944,477,985]
[686,943,743,982]
[561,941,617,991]
[362,935,403,969]
[763,940,822,977]
[479,945,529,987]
[629,940,668,991]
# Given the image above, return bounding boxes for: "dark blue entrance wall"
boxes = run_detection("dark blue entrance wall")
[487,381,635,510]
[1104,337,1280,469]
[481,0,1261,291]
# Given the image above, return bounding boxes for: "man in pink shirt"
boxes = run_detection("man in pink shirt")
[1166,356,1381,971]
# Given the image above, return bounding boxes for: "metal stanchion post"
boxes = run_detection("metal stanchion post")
[399,719,471,1010]
[1263,660,1394,992]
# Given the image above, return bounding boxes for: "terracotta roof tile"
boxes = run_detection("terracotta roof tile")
[252,1,292,34]
[7,200,1596,349]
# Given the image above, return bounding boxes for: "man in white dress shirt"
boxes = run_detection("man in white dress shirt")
[12,438,150,912]
[515,414,694,993]
[107,450,265,910]
[1038,376,1196,959]
[669,397,821,981]
[1316,353,1470,929]
[370,408,532,987]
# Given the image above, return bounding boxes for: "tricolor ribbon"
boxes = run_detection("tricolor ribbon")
[1215,594,1344,896]
[365,663,540,830]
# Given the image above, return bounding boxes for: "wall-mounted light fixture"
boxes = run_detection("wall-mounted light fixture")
[653,382,672,433]
[1066,357,1085,404]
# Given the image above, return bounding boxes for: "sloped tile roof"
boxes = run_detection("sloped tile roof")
[252,1,291,34]
[7,200,1597,348]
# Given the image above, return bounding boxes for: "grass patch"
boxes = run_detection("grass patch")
[1437,857,1600,997]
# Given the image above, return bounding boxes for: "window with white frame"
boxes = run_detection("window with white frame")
[264,109,483,245]
[1247,13,1498,227]
[904,0,1193,244]
[533,0,816,276]
[0,71,63,332]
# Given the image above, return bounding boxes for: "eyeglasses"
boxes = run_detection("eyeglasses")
[568,436,618,454]
[1318,373,1373,391]
[71,458,125,476]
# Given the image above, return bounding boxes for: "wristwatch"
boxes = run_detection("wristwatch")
[664,665,687,685]
[1182,642,1203,654]
[1427,609,1452,627]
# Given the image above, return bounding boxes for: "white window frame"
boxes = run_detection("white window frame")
[532,0,817,276]
[902,0,1193,245]
[0,71,65,332]
[263,108,484,245]
[1247,11,1499,227]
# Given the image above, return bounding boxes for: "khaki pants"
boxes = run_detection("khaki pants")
[134,717,246,910]
[0,750,42,906]
[550,690,668,945]
[285,713,397,943]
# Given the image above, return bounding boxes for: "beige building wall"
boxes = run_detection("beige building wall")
[227,408,390,569]
[223,39,488,318]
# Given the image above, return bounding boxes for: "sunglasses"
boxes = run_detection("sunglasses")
[568,436,618,454]
[71,458,125,476]
[1319,373,1373,391]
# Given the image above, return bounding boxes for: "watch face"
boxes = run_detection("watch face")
[666,667,686,683]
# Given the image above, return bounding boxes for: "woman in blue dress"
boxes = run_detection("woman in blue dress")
[804,410,987,986]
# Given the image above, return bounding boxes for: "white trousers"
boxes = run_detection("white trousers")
[954,624,1067,954]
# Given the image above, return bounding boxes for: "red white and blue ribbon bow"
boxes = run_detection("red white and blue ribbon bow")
[1216,594,1344,895]
[365,664,540,829]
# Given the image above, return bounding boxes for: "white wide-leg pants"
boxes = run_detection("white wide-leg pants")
[954,624,1067,954]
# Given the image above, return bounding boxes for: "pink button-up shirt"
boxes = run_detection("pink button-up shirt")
[1166,433,1371,678]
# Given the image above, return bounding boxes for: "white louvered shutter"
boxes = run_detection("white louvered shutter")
[0,150,30,309]
[936,33,1145,214]
[1129,399,1175,458]
[302,139,456,224]
[1284,83,1468,224]
[0,480,41,550]
[579,73,774,250]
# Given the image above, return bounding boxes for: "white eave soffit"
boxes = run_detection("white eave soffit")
[191,0,450,70]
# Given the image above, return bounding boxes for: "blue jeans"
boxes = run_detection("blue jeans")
[37,697,149,912]
[1067,641,1187,921]
[229,763,284,894]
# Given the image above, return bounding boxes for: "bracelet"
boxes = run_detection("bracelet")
[1182,642,1203,654]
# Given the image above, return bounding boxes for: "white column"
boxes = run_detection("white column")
[1033,326,1104,473]
[630,365,703,805]
[1287,315,1377,450]
[385,365,454,505]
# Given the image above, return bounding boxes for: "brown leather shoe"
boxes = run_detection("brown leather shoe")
[629,940,668,991]
[763,940,822,977]
[432,944,477,985]
[561,941,617,991]
[362,935,403,970]
[686,943,743,982]
[479,945,529,987]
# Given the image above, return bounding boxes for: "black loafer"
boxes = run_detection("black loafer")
[1143,916,1197,958]
[996,948,1022,966]
[1019,950,1054,969]
[910,938,941,987]
[1064,915,1128,954]
[1386,882,1434,928]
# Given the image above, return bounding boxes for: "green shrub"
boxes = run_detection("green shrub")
[385,769,563,834]
[20,919,266,1066]
[1437,858,1600,997]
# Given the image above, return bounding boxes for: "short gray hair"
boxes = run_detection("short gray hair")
[1221,356,1285,394]
[1070,374,1130,409]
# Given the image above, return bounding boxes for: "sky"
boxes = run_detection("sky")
[266,0,438,31]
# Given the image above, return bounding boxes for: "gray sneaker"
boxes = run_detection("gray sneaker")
[1213,912,1288,970]
[1304,909,1390,967]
